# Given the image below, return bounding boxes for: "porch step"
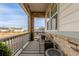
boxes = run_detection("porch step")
[20,54,44,56]
[22,50,44,54]
[24,48,39,50]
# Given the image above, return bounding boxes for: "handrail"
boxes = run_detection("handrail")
[0,32,29,41]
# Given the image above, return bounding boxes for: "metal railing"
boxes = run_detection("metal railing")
[0,32,30,55]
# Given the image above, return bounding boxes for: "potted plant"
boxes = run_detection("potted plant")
[0,42,12,56]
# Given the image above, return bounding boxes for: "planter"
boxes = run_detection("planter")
[0,42,12,56]
[45,48,63,56]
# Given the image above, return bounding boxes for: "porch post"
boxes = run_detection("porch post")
[30,15,34,41]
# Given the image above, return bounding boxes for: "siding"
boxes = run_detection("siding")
[47,31,79,39]
[59,3,79,31]
[46,31,79,55]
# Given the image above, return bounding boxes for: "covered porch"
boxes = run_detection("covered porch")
[0,3,79,56]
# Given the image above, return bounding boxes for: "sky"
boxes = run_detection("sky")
[0,3,45,30]
[0,3,28,29]
[34,18,45,29]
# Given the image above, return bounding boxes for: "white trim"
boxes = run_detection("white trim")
[51,11,58,18]
[19,4,29,16]
[46,11,57,23]
[1,0,79,3]
[45,30,58,32]
[14,41,30,56]
[23,41,30,49]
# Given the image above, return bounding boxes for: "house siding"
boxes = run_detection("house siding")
[59,3,79,31]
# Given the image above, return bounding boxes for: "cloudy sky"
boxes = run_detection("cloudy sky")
[0,3,45,29]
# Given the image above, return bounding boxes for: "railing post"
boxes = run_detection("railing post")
[30,32,34,41]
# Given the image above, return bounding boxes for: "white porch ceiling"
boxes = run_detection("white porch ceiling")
[28,3,49,12]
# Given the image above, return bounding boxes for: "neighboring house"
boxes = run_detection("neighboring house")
[0,27,25,32]
[10,27,25,32]
[0,27,10,33]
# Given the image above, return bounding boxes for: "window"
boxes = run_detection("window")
[47,10,51,18]
[46,3,58,30]
[47,20,52,30]
[51,15,57,30]
[46,8,51,30]
[51,3,57,17]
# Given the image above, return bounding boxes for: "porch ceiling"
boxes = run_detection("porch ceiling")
[28,3,49,12]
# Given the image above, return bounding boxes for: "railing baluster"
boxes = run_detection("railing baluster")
[7,40,9,49]
[16,37,18,51]
[0,32,30,55]
[21,36,23,49]
[12,37,15,54]
[9,39,12,50]
[11,38,13,53]
[18,36,20,50]
[15,37,18,52]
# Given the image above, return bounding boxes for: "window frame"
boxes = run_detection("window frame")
[46,3,58,31]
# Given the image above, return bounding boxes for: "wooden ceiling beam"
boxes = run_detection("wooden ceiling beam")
[31,12,45,18]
